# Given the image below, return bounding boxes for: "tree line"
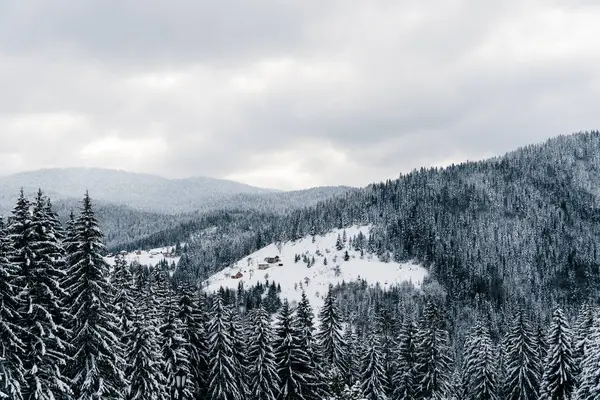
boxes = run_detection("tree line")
[2,190,600,400]
[168,131,600,318]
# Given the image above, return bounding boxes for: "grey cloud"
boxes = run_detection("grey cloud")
[0,0,599,189]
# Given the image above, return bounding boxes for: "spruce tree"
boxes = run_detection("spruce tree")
[536,326,548,388]
[63,192,127,399]
[336,234,344,251]
[463,322,498,400]
[504,309,541,400]
[392,320,418,400]
[274,300,312,400]
[207,295,243,400]
[11,190,72,399]
[573,308,600,400]
[343,327,362,387]
[360,335,389,400]
[63,210,77,260]
[539,308,575,400]
[160,290,190,399]
[178,286,209,399]
[0,217,24,400]
[113,254,136,348]
[248,304,279,400]
[296,292,315,347]
[414,302,452,400]
[227,308,249,399]
[573,302,594,379]
[126,295,163,400]
[316,286,347,377]
[296,292,328,400]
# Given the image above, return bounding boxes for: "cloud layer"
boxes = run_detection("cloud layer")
[1,0,599,189]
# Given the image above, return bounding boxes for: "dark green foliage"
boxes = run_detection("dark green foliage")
[178,286,210,399]
[274,300,313,400]
[0,217,24,399]
[63,193,127,399]
[11,190,72,400]
[207,295,244,400]
[316,287,347,378]
[392,320,418,400]
[463,322,498,400]
[540,308,575,400]
[248,304,279,400]
[360,335,389,400]
[415,302,452,400]
[504,310,541,400]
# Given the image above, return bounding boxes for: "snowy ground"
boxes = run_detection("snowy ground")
[104,246,181,268]
[203,225,428,310]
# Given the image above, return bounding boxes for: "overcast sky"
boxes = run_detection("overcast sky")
[1,0,599,190]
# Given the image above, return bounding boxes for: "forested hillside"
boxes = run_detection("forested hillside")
[175,131,600,312]
[0,190,597,400]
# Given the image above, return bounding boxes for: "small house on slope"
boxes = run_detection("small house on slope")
[264,256,281,264]
[231,271,243,279]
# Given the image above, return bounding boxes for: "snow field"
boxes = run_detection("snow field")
[104,246,181,268]
[203,225,428,310]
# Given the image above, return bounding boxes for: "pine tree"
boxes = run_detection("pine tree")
[573,302,594,379]
[392,320,418,400]
[343,327,362,387]
[0,217,24,400]
[296,292,328,400]
[207,295,243,400]
[160,290,190,399]
[63,192,127,399]
[248,304,279,400]
[415,302,452,400]
[374,308,398,397]
[574,308,600,400]
[336,234,344,251]
[126,294,163,400]
[113,254,136,348]
[463,322,498,400]
[63,210,77,259]
[536,326,547,388]
[539,308,575,400]
[504,309,541,400]
[360,335,389,400]
[274,300,313,400]
[11,190,72,399]
[317,286,347,377]
[178,286,209,399]
[227,308,249,399]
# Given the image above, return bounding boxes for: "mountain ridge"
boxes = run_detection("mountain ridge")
[0,167,352,215]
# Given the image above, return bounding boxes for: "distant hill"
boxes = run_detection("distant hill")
[0,168,275,214]
[0,168,354,248]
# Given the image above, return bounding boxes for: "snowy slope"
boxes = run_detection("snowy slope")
[203,226,428,310]
[104,246,181,268]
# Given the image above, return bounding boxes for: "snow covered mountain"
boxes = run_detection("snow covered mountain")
[0,168,274,214]
[203,225,428,310]
[0,168,353,216]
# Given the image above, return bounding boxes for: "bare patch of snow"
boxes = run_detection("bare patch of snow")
[203,225,428,310]
[104,246,181,268]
